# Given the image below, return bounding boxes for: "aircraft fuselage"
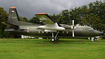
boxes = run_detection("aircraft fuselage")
[5,25,103,38]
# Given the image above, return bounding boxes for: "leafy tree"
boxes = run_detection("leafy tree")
[50,10,71,24]
[0,29,3,38]
[28,17,43,24]
[3,31,10,38]
[0,7,8,38]
[0,7,8,31]
[69,7,82,25]
[19,17,28,22]
[23,17,28,22]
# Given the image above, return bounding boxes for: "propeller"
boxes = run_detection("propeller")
[71,20,74,37]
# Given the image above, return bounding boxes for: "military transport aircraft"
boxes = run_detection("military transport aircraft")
[2,7,104,42]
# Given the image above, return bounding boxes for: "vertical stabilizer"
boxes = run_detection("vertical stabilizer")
[8,7,20,26]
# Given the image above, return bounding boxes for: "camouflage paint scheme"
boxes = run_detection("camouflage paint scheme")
[2,7,103,39]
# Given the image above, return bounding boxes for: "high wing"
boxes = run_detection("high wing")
[35,13,65,31]
[35,13,56,24]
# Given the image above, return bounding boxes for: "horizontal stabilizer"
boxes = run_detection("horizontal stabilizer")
[2,22,18,27]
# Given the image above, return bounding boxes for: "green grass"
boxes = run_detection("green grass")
[0,38,105,59]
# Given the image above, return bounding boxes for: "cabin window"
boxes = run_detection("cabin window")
[89,28,93,31]
[38,31,40,33]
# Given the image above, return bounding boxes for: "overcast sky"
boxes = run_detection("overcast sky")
[0,0,103,19]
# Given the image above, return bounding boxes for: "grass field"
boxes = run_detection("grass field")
[0,38,105,59]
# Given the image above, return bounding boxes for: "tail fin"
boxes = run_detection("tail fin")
[7,7,20,26]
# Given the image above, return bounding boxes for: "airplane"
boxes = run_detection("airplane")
[2,7,104,42]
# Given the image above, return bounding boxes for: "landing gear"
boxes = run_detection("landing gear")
[91,37,97,42]
[51,32,55,42]
[94,37,97,42]
[51,32,59,42]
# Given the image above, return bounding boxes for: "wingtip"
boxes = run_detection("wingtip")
[36,13,47,15]
[10,7,16,9]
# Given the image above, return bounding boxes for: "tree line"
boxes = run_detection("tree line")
[0,0,105,38]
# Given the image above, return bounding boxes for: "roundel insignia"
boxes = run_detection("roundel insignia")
[27,31,29,33]
[12,10,14,12]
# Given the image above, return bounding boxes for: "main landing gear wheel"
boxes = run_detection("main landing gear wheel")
[51,37,55,42]
[56,38,59,41]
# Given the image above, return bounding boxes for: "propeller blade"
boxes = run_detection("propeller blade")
[71,20,74,29]
[72,20,74,37]
[72,30,74,37]
[72,20,74,26]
